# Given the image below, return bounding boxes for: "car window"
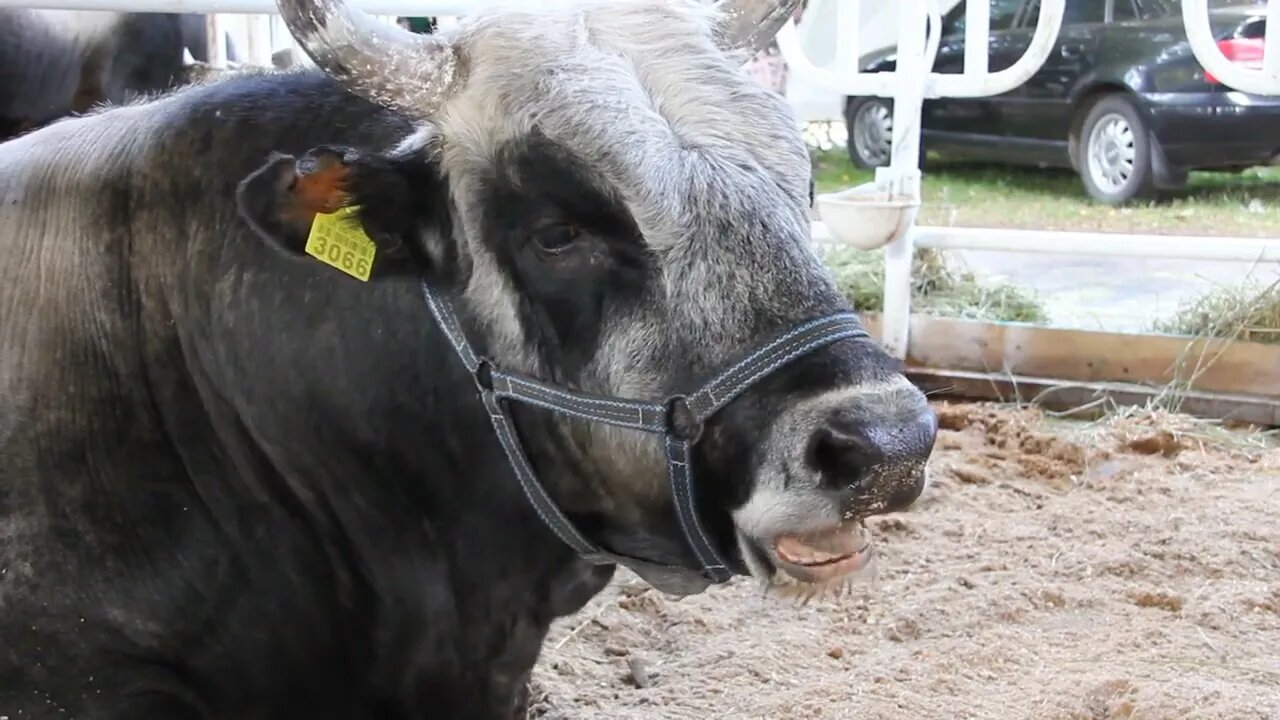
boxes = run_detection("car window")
[1133,0,1175,18]
[942,0,1028,37]
[1067,0,1108,23]
[1112,0,1139,21]
[1021,0,1108,26]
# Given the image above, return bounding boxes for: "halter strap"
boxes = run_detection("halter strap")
[420,281,870,583]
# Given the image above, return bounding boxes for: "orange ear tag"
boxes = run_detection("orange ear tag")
[304,205,376,282]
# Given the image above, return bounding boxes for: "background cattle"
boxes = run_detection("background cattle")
[0,9,234,141]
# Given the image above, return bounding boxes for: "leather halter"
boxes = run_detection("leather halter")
[420,281,870,584]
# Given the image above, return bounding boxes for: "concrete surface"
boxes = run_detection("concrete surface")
[950,248,1280,334]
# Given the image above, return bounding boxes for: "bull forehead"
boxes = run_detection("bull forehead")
[417,0,833,386]
[437,0,811,243]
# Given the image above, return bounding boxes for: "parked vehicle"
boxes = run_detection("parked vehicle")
[844,0,1278,204]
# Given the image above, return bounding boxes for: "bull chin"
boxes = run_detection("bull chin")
[624,563,718,597]
[736,520,877,590]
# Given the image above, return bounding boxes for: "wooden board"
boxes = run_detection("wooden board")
[907,367,1280,428]
[855,313,1280,399]
[852,313,1280,427]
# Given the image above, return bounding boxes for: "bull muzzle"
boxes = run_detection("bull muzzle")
[805,400,937,514]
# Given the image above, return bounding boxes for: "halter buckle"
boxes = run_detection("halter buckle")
[472,357,495,392]
[664,395,704,444]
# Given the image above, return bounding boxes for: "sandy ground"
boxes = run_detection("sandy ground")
[530,402,1280,720]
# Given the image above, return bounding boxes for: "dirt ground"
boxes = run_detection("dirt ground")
[530,402,1280,720]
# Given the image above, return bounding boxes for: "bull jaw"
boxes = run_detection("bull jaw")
[773,522,873,582]
[735,521,878,600]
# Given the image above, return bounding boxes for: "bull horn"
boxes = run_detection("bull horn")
[713,0,805,55]
[275,0,461,119]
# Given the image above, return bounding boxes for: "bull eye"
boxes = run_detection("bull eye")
[531,223,582,256]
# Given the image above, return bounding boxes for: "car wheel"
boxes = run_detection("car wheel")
[845,97,894,169]
[1077,95,1156,204]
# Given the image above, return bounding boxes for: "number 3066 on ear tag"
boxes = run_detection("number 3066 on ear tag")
[304,205,377,282]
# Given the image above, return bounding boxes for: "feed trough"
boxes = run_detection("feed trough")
[814,181,920,251]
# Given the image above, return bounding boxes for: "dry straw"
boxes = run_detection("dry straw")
[817,246,1048,324]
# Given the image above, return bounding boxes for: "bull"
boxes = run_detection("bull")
[0,10,230,142]
[0,0,937,717]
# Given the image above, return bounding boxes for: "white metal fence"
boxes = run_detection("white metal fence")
[778,0,1280,359]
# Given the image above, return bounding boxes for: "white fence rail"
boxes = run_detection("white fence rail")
[202,11,414,67]
[812,222,1280,264]
[0,0,471,11]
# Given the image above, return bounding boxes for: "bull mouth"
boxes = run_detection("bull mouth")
[740,520,873,586]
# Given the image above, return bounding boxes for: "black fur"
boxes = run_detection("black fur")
[0,70,617,720]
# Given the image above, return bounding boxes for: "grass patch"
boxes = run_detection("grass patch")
[811,148,1280,238]
[819,245,1048,324]
[1150,277,1280,346]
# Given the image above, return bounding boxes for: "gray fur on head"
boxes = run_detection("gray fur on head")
[427,0,823,376]
[270,0,925,590]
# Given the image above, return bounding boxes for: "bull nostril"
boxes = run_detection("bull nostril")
[805,425,879,491]
[804,406,938,494]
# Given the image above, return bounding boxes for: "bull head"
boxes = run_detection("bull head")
[248,0,935,598]
[275,0,802,120]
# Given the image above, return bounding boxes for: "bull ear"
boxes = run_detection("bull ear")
[236,145,450,281]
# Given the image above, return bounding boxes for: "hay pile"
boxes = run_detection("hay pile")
[818,246,1048,324]
[1151,277,1280,345]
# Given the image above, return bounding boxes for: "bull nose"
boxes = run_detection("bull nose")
[804,404,937,508]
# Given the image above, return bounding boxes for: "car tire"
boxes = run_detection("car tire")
[844,97,895,169]
[1076,94,1156,205]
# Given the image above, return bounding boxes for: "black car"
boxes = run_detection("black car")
[844,0,1278,204]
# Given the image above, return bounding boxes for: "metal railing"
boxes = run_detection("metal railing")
[776,0,1065,358]
[776,0,1279,359]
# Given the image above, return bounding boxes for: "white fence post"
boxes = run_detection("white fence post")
[1182,0,1280,96]
[205,12,225,67]
[245,13,272,66]
[876,0,931,359]
[778,0,1066,360]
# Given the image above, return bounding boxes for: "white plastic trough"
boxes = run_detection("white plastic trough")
[813,182,920,250]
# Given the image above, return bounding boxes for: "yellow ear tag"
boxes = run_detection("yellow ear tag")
[304,205,376,282]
